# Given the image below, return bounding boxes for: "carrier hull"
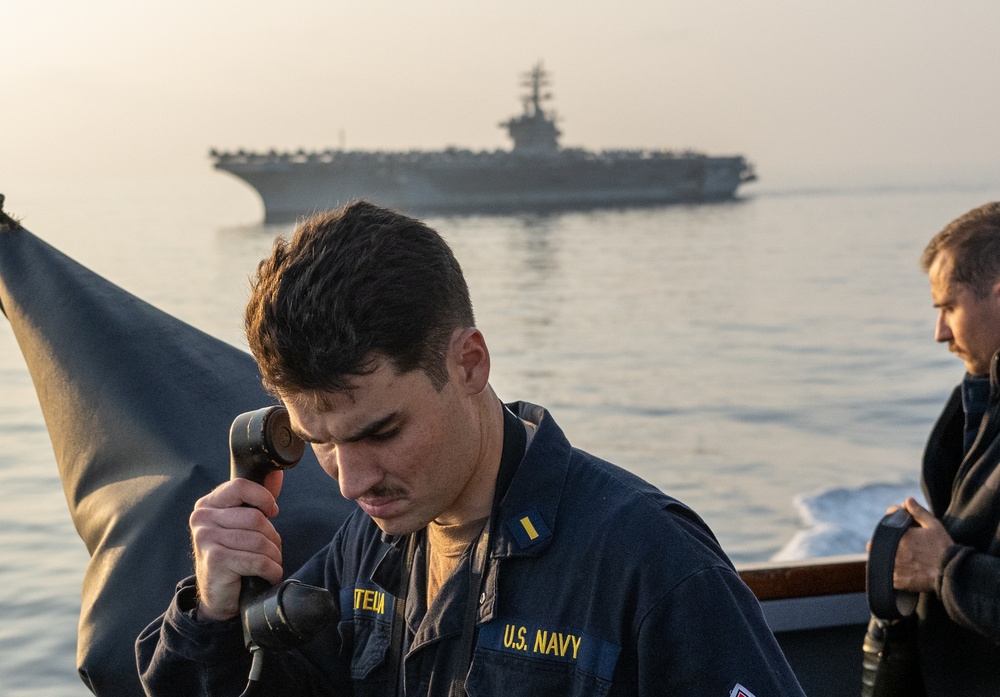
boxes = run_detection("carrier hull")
[214,149,754,222]
[213,63,755,221]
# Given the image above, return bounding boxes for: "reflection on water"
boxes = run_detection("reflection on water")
[0,177,995,693]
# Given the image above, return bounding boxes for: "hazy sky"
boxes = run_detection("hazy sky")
[4,0,1000,189]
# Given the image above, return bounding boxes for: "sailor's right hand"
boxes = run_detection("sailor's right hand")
[189,474,284,622]
[893,497,953,594]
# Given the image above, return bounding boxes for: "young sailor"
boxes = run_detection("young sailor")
[137,201,805,696]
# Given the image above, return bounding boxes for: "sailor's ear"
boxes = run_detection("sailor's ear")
[449,327,490,394]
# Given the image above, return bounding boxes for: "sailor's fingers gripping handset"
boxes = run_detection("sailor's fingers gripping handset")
[189,482,284,620]
[228,405,305,625]
[226,406,337,662]
[189,406,298,622]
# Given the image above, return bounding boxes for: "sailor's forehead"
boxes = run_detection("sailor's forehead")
[928,252,956,292]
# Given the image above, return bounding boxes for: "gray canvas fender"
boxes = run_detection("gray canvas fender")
[0,206,355,696]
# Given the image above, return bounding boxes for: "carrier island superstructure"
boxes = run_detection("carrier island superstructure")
[210,64,757,222]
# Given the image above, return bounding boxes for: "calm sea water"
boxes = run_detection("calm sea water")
[1,175,997,694]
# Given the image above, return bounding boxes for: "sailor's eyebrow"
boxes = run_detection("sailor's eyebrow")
[294,412,398,445]
[932,291,954,308]
[340,413,399,443]
[292,427,320,444]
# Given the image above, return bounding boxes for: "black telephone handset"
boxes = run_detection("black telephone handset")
[228,406,336,655]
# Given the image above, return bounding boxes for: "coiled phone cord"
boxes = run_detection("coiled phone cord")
[238,648,265,697]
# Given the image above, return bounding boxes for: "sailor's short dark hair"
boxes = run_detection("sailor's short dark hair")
[245,200,474,395]
[921,202,1000,297]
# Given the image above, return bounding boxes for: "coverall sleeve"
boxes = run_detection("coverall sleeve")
[136,576,347,696]
[937,544,1000,643]
[636,566,806,697]
[136,577,255,696]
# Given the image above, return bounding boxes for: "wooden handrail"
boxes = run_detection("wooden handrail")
[736,554,867,601]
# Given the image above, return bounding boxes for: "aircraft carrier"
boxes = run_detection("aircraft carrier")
[210,64,757,222]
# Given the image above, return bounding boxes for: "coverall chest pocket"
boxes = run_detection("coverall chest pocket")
[339,586,394,680]
[465,649,613,697]
[466,620,619,697]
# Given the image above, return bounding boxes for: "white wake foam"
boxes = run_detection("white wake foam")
[771,481,924,561]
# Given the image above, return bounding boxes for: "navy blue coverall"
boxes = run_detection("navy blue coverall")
[137,402,804,696]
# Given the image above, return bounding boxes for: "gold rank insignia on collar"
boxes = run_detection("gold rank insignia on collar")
[506,508,551,549]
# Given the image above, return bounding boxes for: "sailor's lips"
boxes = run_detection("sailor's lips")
[356,495,407,520]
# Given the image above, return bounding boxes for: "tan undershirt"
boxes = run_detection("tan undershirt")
[424,420,536,608]
[425,516,488,608]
